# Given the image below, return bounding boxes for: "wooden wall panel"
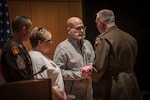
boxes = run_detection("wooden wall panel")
[7,1,31,19]
[68,2,82,18]
[7,1,32,54]
[7,0,82,59]
[31,1,69,58]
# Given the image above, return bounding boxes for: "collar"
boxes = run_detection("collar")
[100,25,118,37]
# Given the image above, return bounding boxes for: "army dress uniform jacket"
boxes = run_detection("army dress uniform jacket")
[1,36,33,82]
[92,26,141,100]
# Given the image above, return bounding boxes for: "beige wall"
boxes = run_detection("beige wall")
[7,0,82,59]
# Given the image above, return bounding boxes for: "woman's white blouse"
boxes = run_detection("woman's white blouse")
[29,50,64,94]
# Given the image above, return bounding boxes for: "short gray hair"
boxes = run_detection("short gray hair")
[96,9,115,24]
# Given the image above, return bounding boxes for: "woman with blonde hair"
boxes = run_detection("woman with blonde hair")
[29,27,66,100]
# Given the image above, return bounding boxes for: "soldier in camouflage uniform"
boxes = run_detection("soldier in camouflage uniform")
[1,16,33,82]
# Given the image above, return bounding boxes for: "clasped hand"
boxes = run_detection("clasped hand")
[80,65,92,78]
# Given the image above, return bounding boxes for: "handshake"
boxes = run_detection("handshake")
[80,65,93,78]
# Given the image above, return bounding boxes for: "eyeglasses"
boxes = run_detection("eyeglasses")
[72,26,86,31]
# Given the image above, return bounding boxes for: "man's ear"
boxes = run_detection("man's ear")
[100,19,106,27]
[22,26,27,33]
[67,28,71,35]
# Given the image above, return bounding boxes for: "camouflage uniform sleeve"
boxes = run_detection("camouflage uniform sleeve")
[2,44,29,81]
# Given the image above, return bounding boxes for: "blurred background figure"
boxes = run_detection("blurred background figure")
[1,16,33,82]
